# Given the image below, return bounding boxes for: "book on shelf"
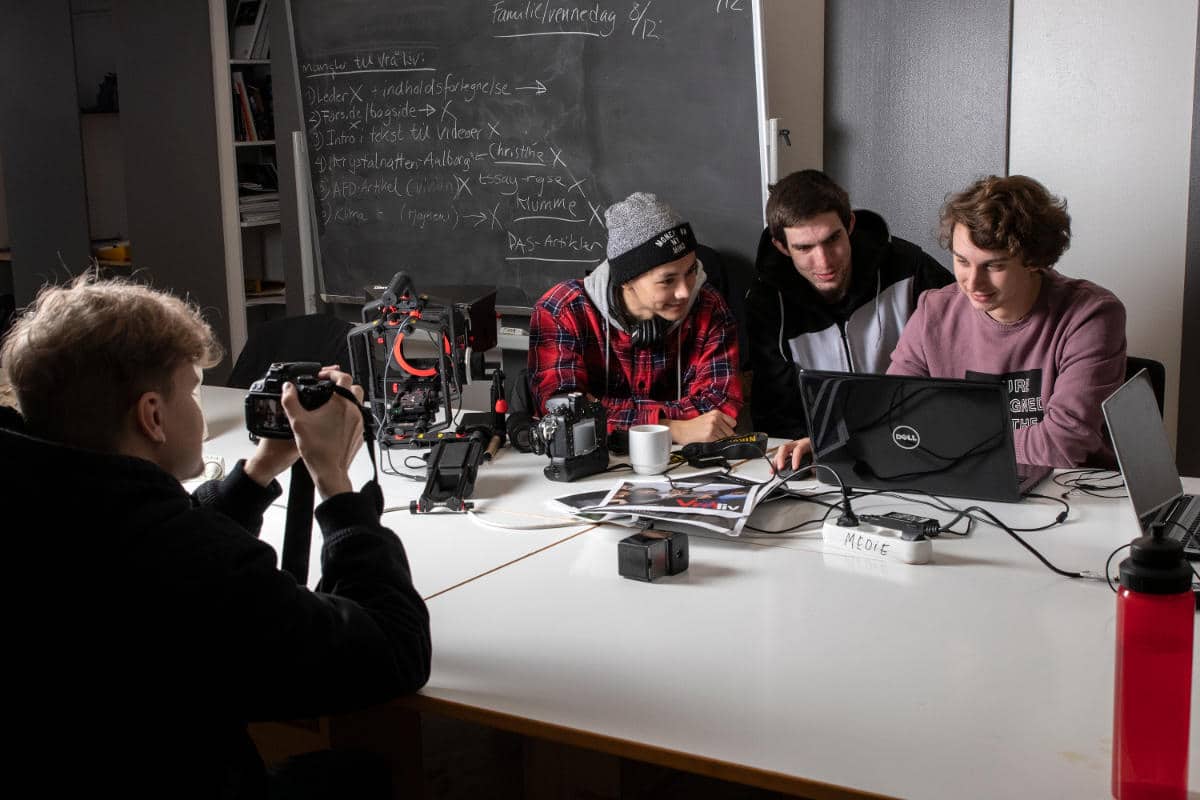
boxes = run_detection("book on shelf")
[240,195,279,208]
[250,0,272,60]
[240,210,280,224]
[232,72,257,141]
[239,191,280,223]
[230,0,268,60]
[246,80,274,140]
[231,71,274,142]
[549,470,784,537]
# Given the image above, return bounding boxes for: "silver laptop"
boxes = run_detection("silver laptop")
[1102,370,1200,558]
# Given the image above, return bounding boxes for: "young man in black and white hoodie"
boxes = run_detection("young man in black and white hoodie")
[745,170,952,439]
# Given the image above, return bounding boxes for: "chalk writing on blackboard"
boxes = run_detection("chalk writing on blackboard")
[291,0,759,301]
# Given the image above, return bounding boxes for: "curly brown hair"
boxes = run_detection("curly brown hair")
[939,175,1071,269]
[0,272,222,450]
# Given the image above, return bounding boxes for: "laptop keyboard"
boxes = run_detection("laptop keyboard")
[1166,495,1200,557]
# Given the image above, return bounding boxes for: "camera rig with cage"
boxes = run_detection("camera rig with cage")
[346,272,505,513]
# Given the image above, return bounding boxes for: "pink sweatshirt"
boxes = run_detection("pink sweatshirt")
[888,271,1127,468]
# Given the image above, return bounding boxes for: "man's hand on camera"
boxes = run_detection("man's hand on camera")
[665,409,737,445]
[244,438,299,488]
[280,367,365,500]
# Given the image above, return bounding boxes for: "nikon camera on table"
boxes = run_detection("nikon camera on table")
[528,392,609,482]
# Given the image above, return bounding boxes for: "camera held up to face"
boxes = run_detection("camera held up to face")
[244,361,335,440]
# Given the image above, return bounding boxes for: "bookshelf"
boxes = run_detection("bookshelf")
[213,0,288,351]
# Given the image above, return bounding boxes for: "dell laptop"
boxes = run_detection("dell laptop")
[1102,371,1200,558]
[797,370,1052,503]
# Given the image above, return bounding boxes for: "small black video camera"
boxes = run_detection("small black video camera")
[528,392,609,482]
[618,531,689,582]
[245,361,334,440]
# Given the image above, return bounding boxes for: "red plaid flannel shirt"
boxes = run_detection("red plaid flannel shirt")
[528,280,743,431]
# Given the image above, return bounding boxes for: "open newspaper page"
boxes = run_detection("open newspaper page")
[549,470,786,536]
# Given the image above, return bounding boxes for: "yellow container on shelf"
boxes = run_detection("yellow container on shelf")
[95,243,131,263]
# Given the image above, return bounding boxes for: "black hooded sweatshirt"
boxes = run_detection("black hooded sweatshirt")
[745,213,952,439]
[2,409,431,799]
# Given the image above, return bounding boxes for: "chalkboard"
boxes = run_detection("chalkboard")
[289,0,764,303]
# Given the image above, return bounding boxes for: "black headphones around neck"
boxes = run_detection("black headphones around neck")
[630,315,669,349]
[611,283,669,349]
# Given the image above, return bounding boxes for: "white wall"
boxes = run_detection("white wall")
[1010,0,1199,444]
[761,0,824,180]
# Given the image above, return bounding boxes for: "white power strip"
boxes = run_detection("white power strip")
[821,520,932,564]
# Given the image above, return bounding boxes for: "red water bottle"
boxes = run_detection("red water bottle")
[1112,530,1194,799]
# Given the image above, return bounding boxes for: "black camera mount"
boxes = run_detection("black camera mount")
[347,272,504,513]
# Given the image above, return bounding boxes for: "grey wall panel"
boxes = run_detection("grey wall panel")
[112,0,233,382]
[1180,11,1200,475]
[824,0,1011,264]
[0,0,93,303]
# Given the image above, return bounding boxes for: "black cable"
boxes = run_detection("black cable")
[379,446,424,481]
[768,486,845,512]
[1105,542,1132,593]
[845,488,1069,537]
[847,490,974,536]
[961,504,1084,578]
[836,486,1079,576]
[743,514,831,535]
[1006,492,1071,531]
[742,461,852,533]
[1052,468,1126,499]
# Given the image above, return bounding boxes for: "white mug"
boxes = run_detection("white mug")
[628,424,672,475]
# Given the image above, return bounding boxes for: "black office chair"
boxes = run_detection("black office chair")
[1125,356,1166,416]
[227,314,353,389]
[695,243,730,299]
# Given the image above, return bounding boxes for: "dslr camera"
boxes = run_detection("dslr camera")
[528,392,609,482]
[245,361,334,440]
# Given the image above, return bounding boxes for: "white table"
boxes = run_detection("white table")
[206,386,1200,797]
[407,474,1200,798]
[198,386,596,598]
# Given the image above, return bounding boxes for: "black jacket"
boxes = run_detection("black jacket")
[745,213,952,439]
[3,412,431,799]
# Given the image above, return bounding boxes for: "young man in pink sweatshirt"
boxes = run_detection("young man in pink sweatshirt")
[776,175,1126,471]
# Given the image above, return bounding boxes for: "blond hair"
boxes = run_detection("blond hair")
[0,273,222,450]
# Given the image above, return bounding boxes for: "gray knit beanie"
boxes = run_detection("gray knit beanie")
[605,192,696,286]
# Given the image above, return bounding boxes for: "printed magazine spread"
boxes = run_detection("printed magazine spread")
[549,470,784,536]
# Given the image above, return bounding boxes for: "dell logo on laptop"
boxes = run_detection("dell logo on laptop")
[892,425,920,450]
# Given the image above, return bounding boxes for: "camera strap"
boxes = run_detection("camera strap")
[281,461,314,583]
[279,385,382,585]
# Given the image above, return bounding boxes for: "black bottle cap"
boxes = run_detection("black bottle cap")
[1119,533,1193,594]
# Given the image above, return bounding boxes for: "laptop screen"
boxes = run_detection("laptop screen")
[1102,372,1183,521]
[797,370,1024,502]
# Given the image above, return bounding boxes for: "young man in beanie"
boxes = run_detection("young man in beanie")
[528,192,742,444]
[746,170,951,439]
